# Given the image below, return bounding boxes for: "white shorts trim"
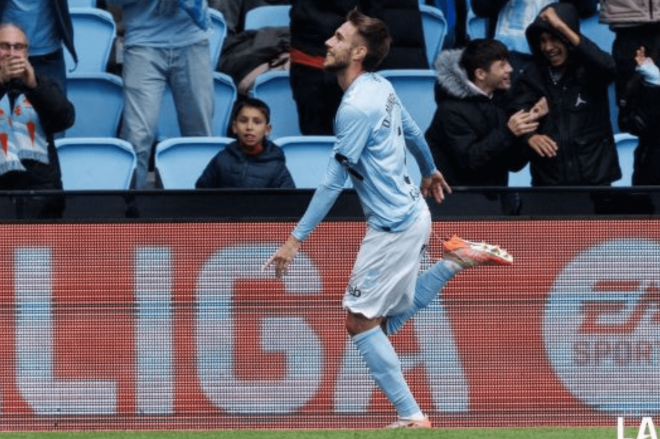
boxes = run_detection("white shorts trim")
[342,208,431,319]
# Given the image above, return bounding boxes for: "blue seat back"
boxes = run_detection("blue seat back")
[274,136,337,189]
[68,0,96,7]
[379,69,437,132]
[154,137,234,189]
[250,70,300,139]
[209,9,227,67]
[66,8,116,73]
[66,72,123,137]
[244,5,291,29]
[157,72,237,140]
[509,163,532,187]
[613,133,638,187]
[55,137,136,190]
[420,4,447,65]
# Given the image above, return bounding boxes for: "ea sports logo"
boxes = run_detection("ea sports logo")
[544,238,660,416]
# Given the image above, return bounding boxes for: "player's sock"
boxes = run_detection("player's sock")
[385,259,460,335]
[352,326,422,419]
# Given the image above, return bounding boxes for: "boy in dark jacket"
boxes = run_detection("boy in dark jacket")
[509,3,621,186]
[425,38,546,186]
[196,98,295,189]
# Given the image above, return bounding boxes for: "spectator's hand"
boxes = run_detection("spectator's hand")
[421,170,452,203]
[0,55,36,88]
[635,46,660,85]
[539,6,563,29]
[529,97,549,120]
[262,235,302,278]
[528,134,558,157]
[508,110,539,136]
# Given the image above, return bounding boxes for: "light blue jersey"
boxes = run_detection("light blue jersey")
[292,73,437,242]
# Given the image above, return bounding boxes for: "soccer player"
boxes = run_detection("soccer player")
[264,9,513,429]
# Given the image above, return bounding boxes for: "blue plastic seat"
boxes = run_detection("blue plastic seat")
[249,70,301,139]
[66,7,116,73]
[420,4,447,65]
[209,9,227,67]
[379,69,437,132]
[581,13,615,53]
[157,72,237,141]
[509,163,532,187]
[154,137,234,189]
[274,136,337,189]
[55,137,136,190]
[244,5,291,30]
[613,133,638,187]
[66,72,123,137]
[68,0,96,7]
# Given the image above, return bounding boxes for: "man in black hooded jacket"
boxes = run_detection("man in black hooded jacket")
[508,3,621,186]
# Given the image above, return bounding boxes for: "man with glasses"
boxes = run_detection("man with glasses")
[0,0,76,96]
[0,24,75,217]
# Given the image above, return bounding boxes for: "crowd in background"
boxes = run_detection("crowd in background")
[0,0,659,199]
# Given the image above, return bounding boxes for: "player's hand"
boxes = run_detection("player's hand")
[262,235,302,278]
[508,110,539,136]
[421,170,451,203]
[528,134,558,157]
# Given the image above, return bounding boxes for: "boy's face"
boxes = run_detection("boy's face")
[482,59,513,92]
[232,106,271,153]
[539,31,568,68]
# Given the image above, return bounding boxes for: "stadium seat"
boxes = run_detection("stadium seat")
[509,163,532,187]
[581,12,615,53]
[209,9,227,67]
[66,72,123,137]
[55,137,136,190]
[379,69,437,132]
[420,4,447,65]
[157,72,238,141]
[249,70,301,139]
[465,0,487,41]
[66,7,116,73]
[274,136,337,189]
[244,4,291,29]
[154,136,234,189]
[68,0,97,7]
[613,133,638,187]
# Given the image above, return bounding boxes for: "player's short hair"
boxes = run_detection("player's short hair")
[460,39,510,82]
[231,98,271,124]
[347,8,391,72]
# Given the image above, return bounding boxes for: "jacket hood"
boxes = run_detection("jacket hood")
[433,48,482,99]
[525,3,580,59]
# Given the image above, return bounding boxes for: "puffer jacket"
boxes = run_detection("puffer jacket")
[195,139,296,189]
[424,49,526,186]
[599,0,660,25]
[508,2,621,186]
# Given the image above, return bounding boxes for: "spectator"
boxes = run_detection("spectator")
[209,0,290,37]
[509,3,621,186]
[196,98,295,189]
[0,0,76,96]
[425,38,546,186]
[107,0,214,189]
[289,0,428,135]
[0,24,74,217]
[600,0,660,185]
[470,0,597,80]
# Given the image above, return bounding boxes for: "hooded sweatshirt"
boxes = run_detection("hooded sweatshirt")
[508,3,621,186]
[424,49,526,186]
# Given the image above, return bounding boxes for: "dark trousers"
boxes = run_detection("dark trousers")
[289,63,343,135]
